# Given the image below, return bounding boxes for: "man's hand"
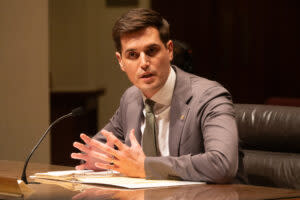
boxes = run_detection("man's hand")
[71,133,114,171]
[72,129,146,178]
[95,129,146,178]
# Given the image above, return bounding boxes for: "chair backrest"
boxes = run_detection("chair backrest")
[234,104,300,189]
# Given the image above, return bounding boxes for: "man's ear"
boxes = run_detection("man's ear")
[116,52,125,71]
[166,40,173,61]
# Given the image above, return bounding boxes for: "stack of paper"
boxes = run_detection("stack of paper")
[30,170,205,189]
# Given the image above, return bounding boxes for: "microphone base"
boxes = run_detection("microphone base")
[27,181,41,184]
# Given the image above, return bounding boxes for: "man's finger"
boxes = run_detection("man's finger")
[75,164,86,170]
[73,142,90,153]
[80,133,92,145]
[79,134,110,154]
[129,129,140,148]
[102,130,114,147]
[89,150,112,163]
[106,137,114,147]
[95,162,118,171]
[88,136,119,157]
[71,152,87,161]
[101,130,126,151]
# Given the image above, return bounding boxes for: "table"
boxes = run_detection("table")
[1,160,300,200]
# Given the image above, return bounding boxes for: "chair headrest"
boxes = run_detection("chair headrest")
[234,104,300,153]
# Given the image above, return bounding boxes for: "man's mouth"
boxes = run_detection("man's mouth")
[141,73,153,78]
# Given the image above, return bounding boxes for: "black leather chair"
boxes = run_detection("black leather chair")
[235,104,300,189]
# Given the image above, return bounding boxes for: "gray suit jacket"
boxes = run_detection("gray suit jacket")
[94,66,239,183]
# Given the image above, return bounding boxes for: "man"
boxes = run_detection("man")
[71,8,240,183]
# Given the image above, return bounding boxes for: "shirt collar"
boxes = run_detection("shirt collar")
[142,67,176,106]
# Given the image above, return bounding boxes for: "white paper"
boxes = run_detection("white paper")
[78,176,205,189]
[31,170,205,189]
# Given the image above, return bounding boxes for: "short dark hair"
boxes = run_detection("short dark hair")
[112,8,170,53]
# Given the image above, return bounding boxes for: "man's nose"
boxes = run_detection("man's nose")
[140,53,150,70]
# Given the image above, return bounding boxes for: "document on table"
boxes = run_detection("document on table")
[30,170,205,189]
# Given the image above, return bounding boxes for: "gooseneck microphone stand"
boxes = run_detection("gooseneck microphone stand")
[21,107,84,184]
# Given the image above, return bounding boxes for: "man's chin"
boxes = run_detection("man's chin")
[138,84,161,97]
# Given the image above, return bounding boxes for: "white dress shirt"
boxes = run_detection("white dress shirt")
[141,67,176,156]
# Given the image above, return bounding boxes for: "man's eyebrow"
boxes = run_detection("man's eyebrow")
[124,43,160,53]
[124,48,136,54]
[147,43,160,48]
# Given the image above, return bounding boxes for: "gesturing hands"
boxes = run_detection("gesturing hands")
[71,136,113,171]
[71,129,146,178]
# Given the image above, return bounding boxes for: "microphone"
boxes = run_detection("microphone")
[21,107,85,184]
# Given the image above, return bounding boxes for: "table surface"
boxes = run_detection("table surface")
[1,160,300,200]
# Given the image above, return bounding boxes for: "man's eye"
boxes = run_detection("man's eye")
[146,47,158,56]
[128,51,138,59]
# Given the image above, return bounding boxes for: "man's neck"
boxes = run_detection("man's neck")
[142,66,176,106]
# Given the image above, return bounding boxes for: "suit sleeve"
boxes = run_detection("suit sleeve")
[144,87,238,183]
[92,96,126,143]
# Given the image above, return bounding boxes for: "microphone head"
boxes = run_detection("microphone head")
[71,107,85,117]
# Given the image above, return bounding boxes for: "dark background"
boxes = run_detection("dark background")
[152,0,300,104]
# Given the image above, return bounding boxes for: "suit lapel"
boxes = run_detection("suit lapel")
[125,91,144,145]
[169,66,193,156]
[169,98,190,156]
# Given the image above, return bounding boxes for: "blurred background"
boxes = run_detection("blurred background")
[0,0,299,166]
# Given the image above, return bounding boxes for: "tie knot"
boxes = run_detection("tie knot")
[145,99,155,113]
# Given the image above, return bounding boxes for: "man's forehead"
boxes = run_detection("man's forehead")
[120,27,163,51]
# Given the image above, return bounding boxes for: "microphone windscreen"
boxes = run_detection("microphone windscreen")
[72,107,85,117]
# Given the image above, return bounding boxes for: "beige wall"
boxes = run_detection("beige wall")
[0,0,150,164]
[0,0,50,163]
[50,0,150,129]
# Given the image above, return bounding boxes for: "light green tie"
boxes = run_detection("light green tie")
[142,99,159,156]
